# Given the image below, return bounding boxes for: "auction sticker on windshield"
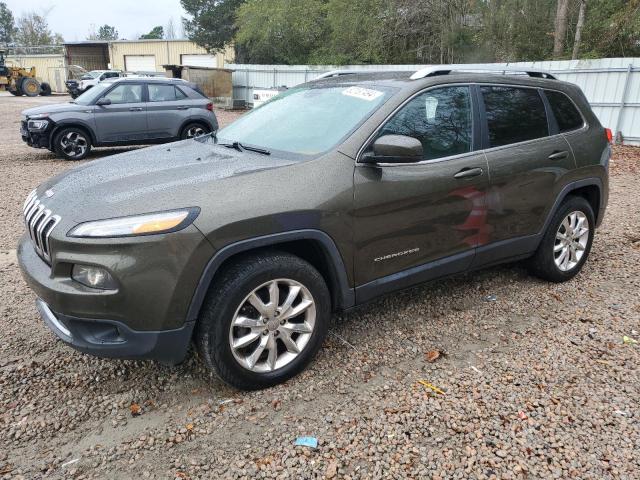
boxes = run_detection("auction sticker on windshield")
[342,86,384,101]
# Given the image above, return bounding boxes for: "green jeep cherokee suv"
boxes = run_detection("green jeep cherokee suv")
[18,66,610,390]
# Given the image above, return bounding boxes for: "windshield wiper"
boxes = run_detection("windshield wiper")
[216,140,270,155]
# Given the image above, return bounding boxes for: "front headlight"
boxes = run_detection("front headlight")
[27,119,49,131]
[67,208,199,238]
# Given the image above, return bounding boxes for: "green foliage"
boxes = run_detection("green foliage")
[235,0,328,64]
[97,25,119,41]
[181,0,245,53]
[186,0,640,64]
[315,0,387,64]
[0,1,14,44]
[581,0,640,58]
[140,26,164,40]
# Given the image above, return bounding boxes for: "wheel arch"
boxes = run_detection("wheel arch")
[49,122,97,149]
[541,178,604,237]
[186,230,355,323]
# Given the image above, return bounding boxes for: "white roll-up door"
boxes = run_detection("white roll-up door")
[124,55,157,72]
[181,54,217,68]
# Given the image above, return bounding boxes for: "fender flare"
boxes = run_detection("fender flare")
[185,229,355,322]
[49,122,97,149]
[540,177,604,236]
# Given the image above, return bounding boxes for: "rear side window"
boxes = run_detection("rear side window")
[481,86,549,147]
[545,90,584,132]
[148,84,186,102]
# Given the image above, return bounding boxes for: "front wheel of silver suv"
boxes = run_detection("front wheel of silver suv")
[196,251,331,390]
[528,195,595,282]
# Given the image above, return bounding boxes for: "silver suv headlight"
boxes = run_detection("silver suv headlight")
[67,208,199,238]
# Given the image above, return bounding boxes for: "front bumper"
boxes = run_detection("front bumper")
[21,120,51,149]
[35,299,194,364]
[17,224,215,363]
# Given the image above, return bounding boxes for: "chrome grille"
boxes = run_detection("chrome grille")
[23,190,60,263]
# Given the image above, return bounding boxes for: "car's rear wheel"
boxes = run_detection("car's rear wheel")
[528,196,595,282]
[196,251,330,390]
[181,122,210,140]
[54,127,92,161]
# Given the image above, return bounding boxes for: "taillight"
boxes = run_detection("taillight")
[206,103,213,112]
[605,128,613,144]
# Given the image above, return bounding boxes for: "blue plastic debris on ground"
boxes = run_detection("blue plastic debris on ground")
[295,436,318,448]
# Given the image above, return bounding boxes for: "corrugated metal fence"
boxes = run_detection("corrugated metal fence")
[226,58,640,145]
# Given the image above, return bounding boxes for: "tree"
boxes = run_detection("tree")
[581,0,640,57]
[553,0,570,58]
[235,0,328,64]
[165,18,176,40]
[14,11,63,45]
[316,0,387,64]
[139,26,164,40]
[181,0,245,53]
[97,24,118,40]
[572,0,587,59]
[0,1,14,44]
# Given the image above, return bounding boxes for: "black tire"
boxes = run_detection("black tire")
[181,122,210,140]
[196,251,331,390]
[40,82,52,96]
[528,195,595,282]
[21,77,40,97]
[53,127,92,161]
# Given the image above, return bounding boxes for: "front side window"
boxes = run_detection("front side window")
[545,90,584,132]
[216,84,396,157]
[481,86,549,147]
[376,86,473,160]
[104,84,142,104]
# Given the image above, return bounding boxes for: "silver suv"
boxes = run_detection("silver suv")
[21,77,218,160]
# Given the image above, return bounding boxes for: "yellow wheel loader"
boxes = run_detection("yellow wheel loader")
[0,49,51,97]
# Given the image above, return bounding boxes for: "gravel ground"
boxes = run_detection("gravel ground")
[1,93,639,480]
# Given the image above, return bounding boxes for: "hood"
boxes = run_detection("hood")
[22,102,88,118]
[37,138,297,223]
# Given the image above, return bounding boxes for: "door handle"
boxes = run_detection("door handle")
[129,107,143,111]
[454,167,483,179]
[176,106,188,110]
[548,150,569,160]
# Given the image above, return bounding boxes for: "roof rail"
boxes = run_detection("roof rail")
[314,69,388,80]
[410,64,557,80]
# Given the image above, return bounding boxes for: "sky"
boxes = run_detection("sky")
[4,0,189,42]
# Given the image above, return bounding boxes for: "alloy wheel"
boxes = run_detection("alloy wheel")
[229,279,316,373]
[186,126,206,138]
[60,132,88,158]
[554,210,590,272]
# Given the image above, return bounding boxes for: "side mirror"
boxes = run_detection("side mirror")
[96,97,111,106]
[361,135,423,164]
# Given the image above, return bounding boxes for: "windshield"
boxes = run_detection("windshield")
[216,84,396,157]
[73,82,113,105]
[82,71,102,79]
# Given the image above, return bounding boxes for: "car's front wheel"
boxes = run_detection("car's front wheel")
[528,195,595,282]
[53,127,92,161]
[196,251,330,390]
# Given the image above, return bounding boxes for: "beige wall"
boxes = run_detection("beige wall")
[109,40,234,71]
[5,54,68,92]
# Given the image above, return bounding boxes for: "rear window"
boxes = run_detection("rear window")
[481,86,549,147]
[545,90,584,132]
